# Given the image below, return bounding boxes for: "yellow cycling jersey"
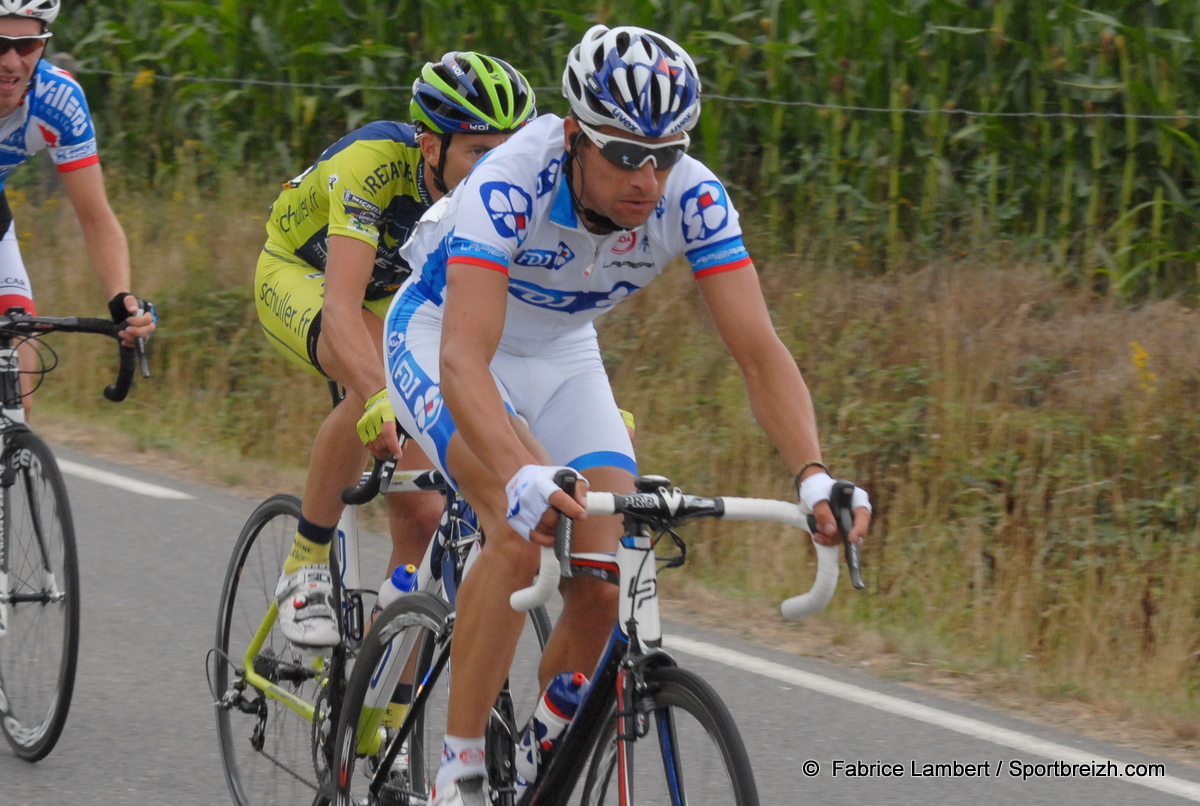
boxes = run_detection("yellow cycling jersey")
[264,121,430,301]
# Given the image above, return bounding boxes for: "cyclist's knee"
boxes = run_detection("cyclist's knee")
[560,573,618,618]
[480,527,541,583]
[387,491,442,545]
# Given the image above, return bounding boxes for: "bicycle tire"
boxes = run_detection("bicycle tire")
[332,593,552,806]
[214,493,341,805]
[0,429,79,762]
[579,665,760,806]
[332,591,451,806]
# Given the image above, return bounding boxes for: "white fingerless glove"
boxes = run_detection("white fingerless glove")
[797,472,872,534]
[504,464,580,540]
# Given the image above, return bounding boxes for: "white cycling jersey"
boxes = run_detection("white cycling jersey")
[0,60,98,190]
[0,60,101,314]
[385,113,753,485]
[395,113,752,348]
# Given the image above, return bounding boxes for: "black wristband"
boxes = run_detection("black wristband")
[794,461,830,489]
[108,292,133,323]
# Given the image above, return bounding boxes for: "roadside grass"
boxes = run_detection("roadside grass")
[17,172,1200,750]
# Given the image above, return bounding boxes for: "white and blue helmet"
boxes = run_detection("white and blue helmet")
[562,24,701,138]
[0,0,59,25]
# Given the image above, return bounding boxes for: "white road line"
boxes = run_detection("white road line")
[57,459,195,500]
[664,634,1200,802]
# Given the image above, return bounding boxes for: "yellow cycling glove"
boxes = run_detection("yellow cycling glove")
[356,388,394,445]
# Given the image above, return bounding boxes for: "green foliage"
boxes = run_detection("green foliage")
[45,1,1200,299]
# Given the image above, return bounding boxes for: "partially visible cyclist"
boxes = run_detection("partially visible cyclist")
[0,0,155,418]
[255,52,536,648]
[383,25,872,806]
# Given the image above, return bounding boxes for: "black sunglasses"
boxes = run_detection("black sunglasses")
[577,121,690,172]
[0,34,50,57]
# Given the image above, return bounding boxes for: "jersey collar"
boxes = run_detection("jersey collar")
[549,153,579,229]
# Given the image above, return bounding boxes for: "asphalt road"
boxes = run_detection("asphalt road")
[3,445,1200,805]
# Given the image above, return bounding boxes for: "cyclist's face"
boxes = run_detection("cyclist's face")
[0,18,43,117]
[564,117,679,231]
[423,131,513,197]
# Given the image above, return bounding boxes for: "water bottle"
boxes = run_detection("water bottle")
[515,671,590,797]
[376,563,418,611]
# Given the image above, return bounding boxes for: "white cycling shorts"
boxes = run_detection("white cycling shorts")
[384,294,636,490]
[0,221,34,315]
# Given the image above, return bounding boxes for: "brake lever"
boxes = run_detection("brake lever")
[805,480,865,590]
[830,481,864,590]
[553,469,577,580]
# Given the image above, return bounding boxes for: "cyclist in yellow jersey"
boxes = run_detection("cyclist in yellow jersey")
[255,52,537,648]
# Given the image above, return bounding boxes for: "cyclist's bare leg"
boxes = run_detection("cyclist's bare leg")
[535,464,630,689]
[442,418,550,737]
[304,306,442,582]
[300,387,372,528]
[443,433,628,736]
[384,444,443,574]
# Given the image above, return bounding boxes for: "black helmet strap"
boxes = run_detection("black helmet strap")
[564,137,630,234]
[431,132,453,195]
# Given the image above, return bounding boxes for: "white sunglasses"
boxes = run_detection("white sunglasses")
[576,120,690,171]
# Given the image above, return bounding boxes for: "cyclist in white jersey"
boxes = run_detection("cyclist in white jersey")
[385,25,872,806]
[0,0,155,417]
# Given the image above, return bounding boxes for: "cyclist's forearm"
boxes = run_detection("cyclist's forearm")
[62,163,133,297]
[322,235,388,400]
[321,310,388,400]
[80,217,132,298]
[741,336,824,475]
[440,262,539,482]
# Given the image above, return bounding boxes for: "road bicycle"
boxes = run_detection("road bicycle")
[211,448,551,806]
[0,309,145,762]
[331,472,861,806]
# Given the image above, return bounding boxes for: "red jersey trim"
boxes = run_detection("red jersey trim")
[57,154,100,173]
[693,256,753,279]
[449,256,509,276]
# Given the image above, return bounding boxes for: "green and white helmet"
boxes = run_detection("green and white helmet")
[410,51,536,135]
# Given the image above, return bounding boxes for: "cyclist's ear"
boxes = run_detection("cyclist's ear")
[418,130,441,165]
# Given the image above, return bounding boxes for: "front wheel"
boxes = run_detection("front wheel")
[331,591,453,806]
[580,666,760,806]
[0,429,79,762]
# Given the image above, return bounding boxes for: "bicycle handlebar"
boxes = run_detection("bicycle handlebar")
[0,313,149,403]
[510,470,578,612]
[509,483,862,619]
[342,456,395,505]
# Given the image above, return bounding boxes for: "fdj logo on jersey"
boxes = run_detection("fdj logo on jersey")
[386,329,406,358]
[481,182,533,246]
[680,181,730,243]
[391,356,444,434]
[514,242,575,271]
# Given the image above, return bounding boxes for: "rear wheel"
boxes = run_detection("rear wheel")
[213,494,341,804]
[580,666,759,806]
[0,430,79,762]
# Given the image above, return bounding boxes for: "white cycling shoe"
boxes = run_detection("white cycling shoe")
[431,775,489,806]
[274,564,339,648]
